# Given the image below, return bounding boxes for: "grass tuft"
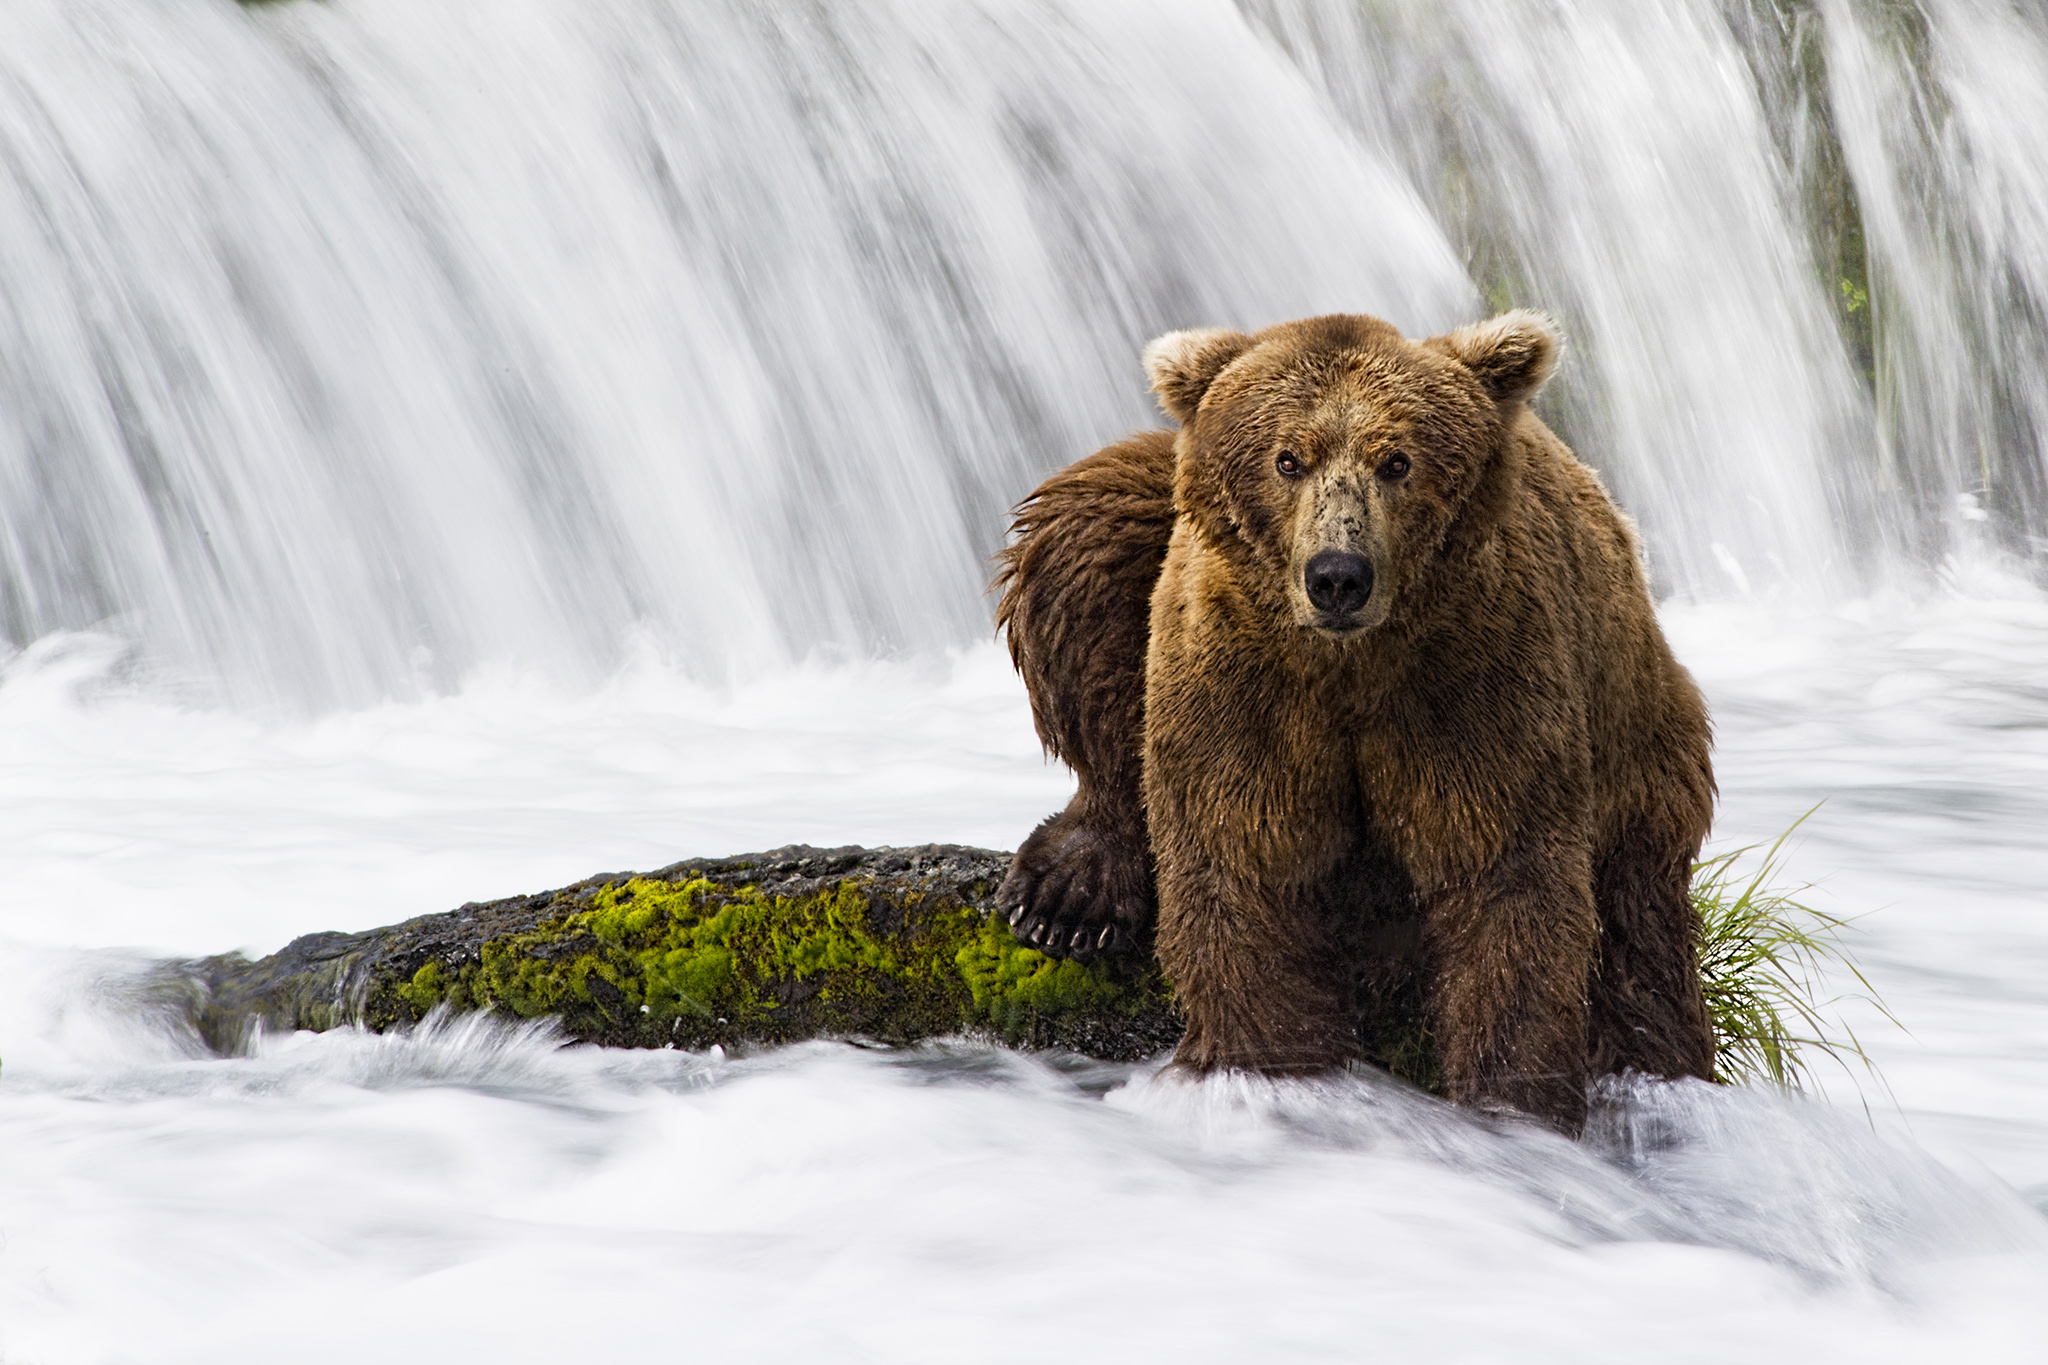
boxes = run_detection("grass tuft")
[1693,812,1895,1089]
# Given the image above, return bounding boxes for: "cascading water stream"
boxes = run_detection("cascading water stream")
[3,0,1475,709]
[1822,0,2048,565]
[4,0,2043,710]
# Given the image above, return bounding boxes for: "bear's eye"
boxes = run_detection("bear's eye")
[1377,453,1411,481]
[1275,451,1304,479]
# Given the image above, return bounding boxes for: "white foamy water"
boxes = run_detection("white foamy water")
[2,596,2047,1363]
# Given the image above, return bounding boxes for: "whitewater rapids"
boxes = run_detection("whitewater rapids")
[1,594,2045,1363]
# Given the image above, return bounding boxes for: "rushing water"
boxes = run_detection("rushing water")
[3,0,2048,1359]
[3,600,2048,1363]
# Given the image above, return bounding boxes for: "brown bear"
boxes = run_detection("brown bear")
[994,310,1716,1134]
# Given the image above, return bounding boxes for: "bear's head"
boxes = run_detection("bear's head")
[1143,310,1558,638]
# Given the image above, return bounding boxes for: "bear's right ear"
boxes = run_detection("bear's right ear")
[1142,327,1255,425]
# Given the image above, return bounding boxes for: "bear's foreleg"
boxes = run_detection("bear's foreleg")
[1152,857,1361,1074]
[993,432,1177,959]
[1588,817,1716,1082]
[1425,852,1601,1134]
[1141,561,1366,1075]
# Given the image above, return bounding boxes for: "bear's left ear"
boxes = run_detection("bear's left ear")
[1425,309,1560,407]
[1142,327,1255,425]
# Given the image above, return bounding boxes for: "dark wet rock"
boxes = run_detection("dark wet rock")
[160,844,1191,1065]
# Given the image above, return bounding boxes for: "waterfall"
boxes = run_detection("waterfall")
[1,0,2043,709]
[1822,0,2048,568]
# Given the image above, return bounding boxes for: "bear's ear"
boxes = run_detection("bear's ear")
[1142,327,1255,425]
[1425,309,1560,407]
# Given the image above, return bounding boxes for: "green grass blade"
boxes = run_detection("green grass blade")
[1692,809,1895,1090]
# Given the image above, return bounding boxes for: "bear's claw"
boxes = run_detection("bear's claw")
[997,808,1154,963]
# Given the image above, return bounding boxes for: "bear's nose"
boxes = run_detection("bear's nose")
[1304,550,1374,616]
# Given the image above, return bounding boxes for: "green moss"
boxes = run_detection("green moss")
[379,872,1172,1055]
[396,959,452,1015]
[955,925,1128,1032]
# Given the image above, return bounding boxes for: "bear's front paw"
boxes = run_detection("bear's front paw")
[997,809,1154,962]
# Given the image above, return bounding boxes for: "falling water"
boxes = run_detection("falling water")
[3,0,2043,708]
[2,0,1475,708]
[1822,0,2048,565]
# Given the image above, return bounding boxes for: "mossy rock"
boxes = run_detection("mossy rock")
[168,845,1189,1066]
[159,837,1837,1095]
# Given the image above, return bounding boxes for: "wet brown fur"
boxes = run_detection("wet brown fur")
[991,429,1177,958]
[995,311,1715,1134]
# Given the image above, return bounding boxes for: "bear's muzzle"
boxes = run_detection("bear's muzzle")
[1304,549,1374,629]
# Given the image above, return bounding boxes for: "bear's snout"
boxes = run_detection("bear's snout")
[1303,550,1374,622]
